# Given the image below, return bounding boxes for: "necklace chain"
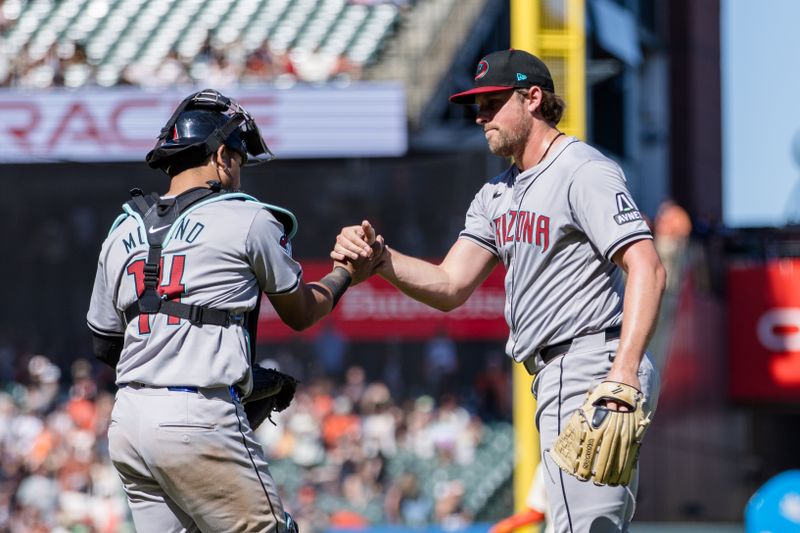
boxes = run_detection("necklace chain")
[537,131,564,166]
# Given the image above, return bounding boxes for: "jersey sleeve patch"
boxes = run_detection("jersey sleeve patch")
[612,193,644,225]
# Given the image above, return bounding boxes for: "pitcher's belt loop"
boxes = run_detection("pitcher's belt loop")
[523,325,623,374]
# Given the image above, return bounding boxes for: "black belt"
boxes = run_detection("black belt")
[539,325,623,366]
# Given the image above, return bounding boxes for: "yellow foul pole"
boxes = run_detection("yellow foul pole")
[509,0,586,524]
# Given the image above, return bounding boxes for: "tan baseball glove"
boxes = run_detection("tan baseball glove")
[549,381,652,486]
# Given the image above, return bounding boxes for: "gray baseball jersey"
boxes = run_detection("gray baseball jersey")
[460,137,658,531]
[87,194,301,393]
[459,137,652,370]
[89,191,299,532]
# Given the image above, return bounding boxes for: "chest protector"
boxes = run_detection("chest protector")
[117,182,297,361]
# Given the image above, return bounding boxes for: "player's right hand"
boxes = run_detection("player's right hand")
[333,236,386,285]
[331,220,376,261]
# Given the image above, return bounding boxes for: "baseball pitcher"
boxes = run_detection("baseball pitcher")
[333,50,663,532]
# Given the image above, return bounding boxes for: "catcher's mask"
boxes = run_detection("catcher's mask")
[146,89,274,175]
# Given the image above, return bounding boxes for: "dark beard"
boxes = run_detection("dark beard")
[487,120,530,158]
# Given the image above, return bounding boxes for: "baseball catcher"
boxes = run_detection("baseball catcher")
[550,381,652,486]
[87,88,378,532]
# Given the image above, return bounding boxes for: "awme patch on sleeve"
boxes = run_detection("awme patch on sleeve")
[613,193,642,224]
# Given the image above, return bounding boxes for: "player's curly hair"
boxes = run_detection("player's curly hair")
[540,90,566,125]
[517,89,566,125]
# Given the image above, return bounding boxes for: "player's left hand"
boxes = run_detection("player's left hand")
[331,220,376,261]
[550,380,652,486]
[331,220,386,285]
[335,235,385,285]
[602,367,641,411]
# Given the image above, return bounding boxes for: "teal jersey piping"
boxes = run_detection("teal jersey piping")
[108,212,132,237]
[109,193,298,244]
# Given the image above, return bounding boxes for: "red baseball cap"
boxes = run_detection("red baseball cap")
[449,49,556,104]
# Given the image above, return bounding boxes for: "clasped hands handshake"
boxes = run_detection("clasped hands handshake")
[330,220,387,285]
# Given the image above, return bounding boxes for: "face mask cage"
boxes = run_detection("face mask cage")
[189,89,276,166]
[148,89,276,171]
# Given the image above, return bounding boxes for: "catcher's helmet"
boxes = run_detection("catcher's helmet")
[146,89,274,174]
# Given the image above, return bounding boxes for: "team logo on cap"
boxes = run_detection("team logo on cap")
[475,60,489,80]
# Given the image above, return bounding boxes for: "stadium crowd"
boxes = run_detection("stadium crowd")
[0,0,415,89]
[0,38,363,89]
[0,347,512,532]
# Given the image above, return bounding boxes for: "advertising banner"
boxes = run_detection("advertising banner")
[0,84,406,162]
[728,258,800,401]
[257,261,508,341]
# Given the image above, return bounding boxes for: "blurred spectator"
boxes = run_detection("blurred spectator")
[474,351,512,420]
[654,199,692,290]
[314,323,347,380]
[424,331,458,396]
[0,357,130,531]
[25,355,60,415]
[343,365,367,407]
[428,394,479,465]
[152,50,191,88]
[489,462,550,533]
[384,473,433,526]
[322,395,360,449]
[434,479,472,529]
[57,42,93,88]
[289,47,339,83]
[204,49,241,88]
[402,395,436,459]
[289,484,329,533]
[0,347,510,530]
[360,383,397,458]
[242,40,276,84]
[287,393,327,467]
[329,508,369,528]
[332,53,362,82]
[0,0,398,88]
[381,343,405,399]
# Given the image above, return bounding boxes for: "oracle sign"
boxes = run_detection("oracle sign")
[0,84,406,162]
[257,261,509,341]
[728,259,800,401]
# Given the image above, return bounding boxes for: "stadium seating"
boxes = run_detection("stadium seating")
[1,0,405,86]
[268,421,514,521]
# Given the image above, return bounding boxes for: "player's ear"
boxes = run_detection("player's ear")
[527,86,544,114]
[213,145,229,169]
